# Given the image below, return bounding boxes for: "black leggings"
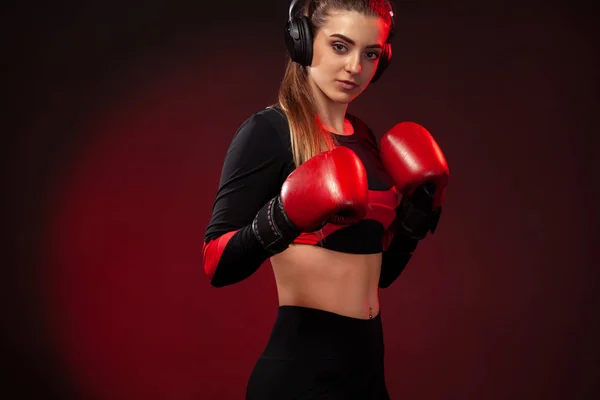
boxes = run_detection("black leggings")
[246,305,390,399]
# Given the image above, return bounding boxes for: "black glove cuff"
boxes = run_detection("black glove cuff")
[252,196,301,255]
[396,198,442,240]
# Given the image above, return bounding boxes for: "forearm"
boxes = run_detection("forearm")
[378,184,439,288]
[379,231,418,288]
[204,196,300,288]
[203,225,270,288]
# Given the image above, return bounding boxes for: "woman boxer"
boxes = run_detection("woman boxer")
[203,0,449,398]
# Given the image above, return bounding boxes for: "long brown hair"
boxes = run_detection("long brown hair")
[274,0,393,166]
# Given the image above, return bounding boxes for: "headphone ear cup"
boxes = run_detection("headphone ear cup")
[371,43,392,83]
[298,16,313,66]
[284,16,313,66]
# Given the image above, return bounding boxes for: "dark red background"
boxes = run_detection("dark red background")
[4,1,598,399]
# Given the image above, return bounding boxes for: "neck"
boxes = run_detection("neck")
[309,78,350,135]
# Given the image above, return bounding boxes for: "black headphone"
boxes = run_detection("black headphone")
[284,0,396,83]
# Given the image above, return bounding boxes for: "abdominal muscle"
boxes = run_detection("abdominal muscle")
[269,244,382,320]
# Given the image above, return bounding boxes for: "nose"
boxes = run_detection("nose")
[345,53,362,75]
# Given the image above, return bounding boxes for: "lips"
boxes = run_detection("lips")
[339,80,357,87]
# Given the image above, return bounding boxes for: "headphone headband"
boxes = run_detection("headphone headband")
[385,0,396,43]
[288,0,300,21]
[288,0,395,43]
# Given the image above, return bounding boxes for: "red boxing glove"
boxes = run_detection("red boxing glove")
[282,146,368,231]
[251,146,369,255]
[380,122,449,238]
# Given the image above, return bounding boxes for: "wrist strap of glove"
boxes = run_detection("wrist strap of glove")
[396,200,442,240]
[252,196,300,255]
[396,183,442,240]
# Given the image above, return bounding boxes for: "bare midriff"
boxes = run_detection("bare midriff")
[270,244,382,320]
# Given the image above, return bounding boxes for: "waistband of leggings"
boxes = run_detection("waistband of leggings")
[260,305,385,361]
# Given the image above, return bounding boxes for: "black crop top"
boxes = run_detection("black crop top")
[203,106,418,288]
[204,106,397,252]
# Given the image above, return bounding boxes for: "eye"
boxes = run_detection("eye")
[332,42,348,53]
[365,51,381,61]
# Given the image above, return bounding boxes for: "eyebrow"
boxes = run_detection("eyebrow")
[329,34,382,49]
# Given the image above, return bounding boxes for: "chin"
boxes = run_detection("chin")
[327,89,358,104]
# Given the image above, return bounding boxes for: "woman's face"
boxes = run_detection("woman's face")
[308,10,389,104]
